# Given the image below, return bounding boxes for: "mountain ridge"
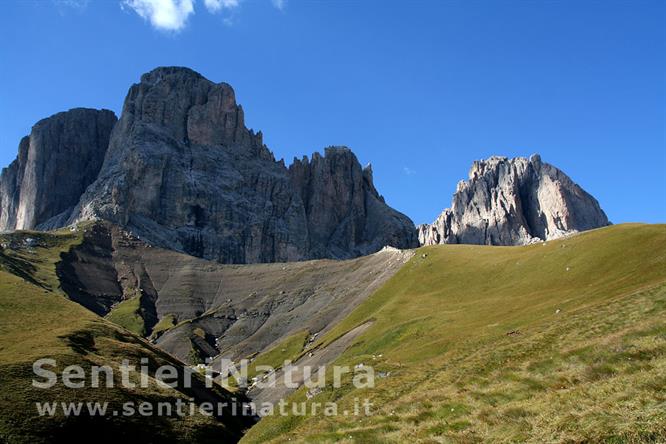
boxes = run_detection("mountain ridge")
[0,67,418,263]
[0,67,612,260]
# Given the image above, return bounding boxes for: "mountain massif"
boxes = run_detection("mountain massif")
[0,67,417,263]
[0,67,613,258]
[418,154,610,246]
[0,66,663,444]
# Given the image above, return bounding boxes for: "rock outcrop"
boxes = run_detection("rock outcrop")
[418,155,610,246]
[68,67,304,263]
[289,148,417,259]
[69,67,417,262]
[0,67,416,262]
[0,108,117,231]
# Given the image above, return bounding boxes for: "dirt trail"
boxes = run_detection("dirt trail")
[247,322,373,408]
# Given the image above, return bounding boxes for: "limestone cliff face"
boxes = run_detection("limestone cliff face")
[418,155,610,246]
[289,147,418,259]
[0,108,117,231]
[49,67,418,262]
[66,68,300,263]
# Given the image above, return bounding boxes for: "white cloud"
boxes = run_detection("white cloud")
[403,167,416,176]
[204,0,240,13]
[122,0,273,31]
[123,0,195,31]
[271,0,286,11]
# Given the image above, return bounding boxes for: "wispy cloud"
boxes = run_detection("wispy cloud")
[122,0,195,31]
[54,0,90,9]
[53,0,90,16]
[403,167,416,176]
[122,0,280,32]
[271,0,286,11]
[209,0,243,26]
[203,0,240,13]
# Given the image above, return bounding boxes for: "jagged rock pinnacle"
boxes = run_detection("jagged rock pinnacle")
[417,155,610,246]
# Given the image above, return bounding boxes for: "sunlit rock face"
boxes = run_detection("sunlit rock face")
[417,155,610,246]
[0,108,117,231]
[21,67,417,263]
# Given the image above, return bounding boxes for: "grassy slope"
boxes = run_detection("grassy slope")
[246,330,309,380]
[0,228,81,291]
[243,224,666,443]
[149,314,179,343]
[0,229,249,443]
[220,331,309,393]
[105,296,146,336]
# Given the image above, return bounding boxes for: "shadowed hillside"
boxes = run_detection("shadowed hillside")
[0,229,254,443]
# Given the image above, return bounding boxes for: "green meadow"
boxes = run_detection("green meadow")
[1,224,664,443]
[243,224,666,443]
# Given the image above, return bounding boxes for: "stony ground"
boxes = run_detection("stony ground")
[56,222,414,365]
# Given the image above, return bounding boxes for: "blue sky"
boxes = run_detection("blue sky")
[1,0,664,224]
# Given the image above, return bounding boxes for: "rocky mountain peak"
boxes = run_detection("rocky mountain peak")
[288,146,414,258]
[0,108,117,231]
[0,67,417,263]
[139,66,207,84]
[118,66,264,153]
[418,154,610,246]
